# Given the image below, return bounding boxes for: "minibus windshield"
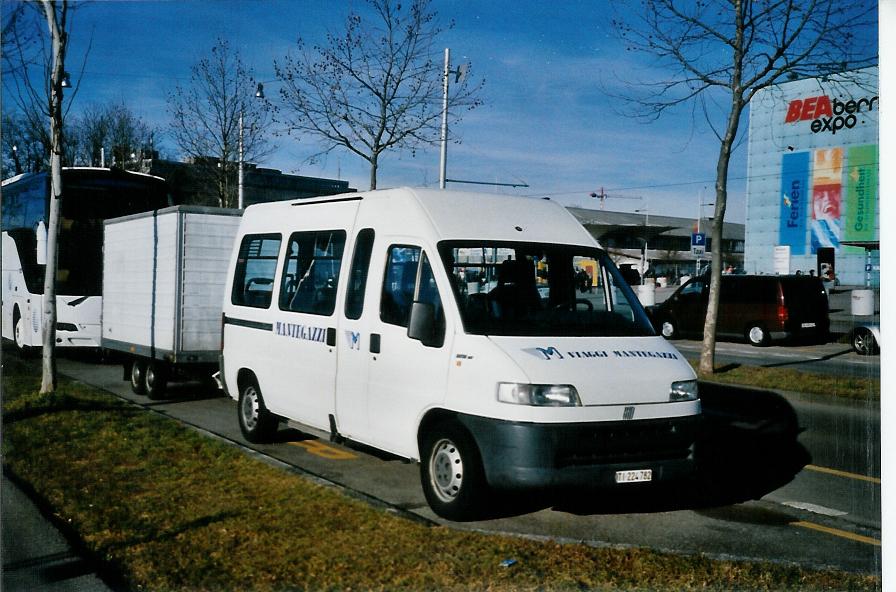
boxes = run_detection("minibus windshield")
[438,241,655,337]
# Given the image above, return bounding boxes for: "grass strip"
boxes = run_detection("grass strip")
[692,361,879,401]
[2,356,880,591]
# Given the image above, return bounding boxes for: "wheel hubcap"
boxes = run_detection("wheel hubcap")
[661,322,674,338]
[14,318,24,349]
[854,332,872,354]
[749,326,764,344]
[429,438,463,503]
[242,387,259,429]
[131,364,141,387]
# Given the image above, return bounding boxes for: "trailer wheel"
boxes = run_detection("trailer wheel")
[238,378,277,443]
[130,359,147,395]
[420,421,487,521]
[144,362,168,400]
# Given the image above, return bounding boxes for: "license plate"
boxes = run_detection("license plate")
[614,469,652,484]
[801,322,816,328]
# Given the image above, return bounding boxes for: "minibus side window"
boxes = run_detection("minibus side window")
[231,234,282,308]
[279,230,346,316]
[344,228,375,320]
[381,246,420,326]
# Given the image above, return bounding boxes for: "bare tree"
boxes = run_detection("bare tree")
[168,38,271,208]
[612,0,876,374]
[71,101,156,169]
[38,0,69,394]
[274,0,483,190]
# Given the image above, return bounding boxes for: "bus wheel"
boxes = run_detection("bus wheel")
[238,377,277,443]
[130,359,147,395]
[13,308,32,356]
[420,421,487,521]
[746,324,770,347]
[144,362,168,400]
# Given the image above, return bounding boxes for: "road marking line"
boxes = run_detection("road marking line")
[289,440,357,460]
[805,464,880,484]
[781,501,847,517]
[792,521,880,546]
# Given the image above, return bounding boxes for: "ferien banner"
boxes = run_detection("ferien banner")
[843,144,878,242]
[778,151,810,255]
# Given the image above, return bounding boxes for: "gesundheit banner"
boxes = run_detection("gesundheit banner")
[843,144,878,243]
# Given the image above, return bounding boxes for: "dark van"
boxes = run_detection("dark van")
[651,275,829,346]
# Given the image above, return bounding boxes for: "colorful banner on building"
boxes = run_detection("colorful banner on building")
[810,148,843,253]
[843,144,878,242]
[778,151,810,255]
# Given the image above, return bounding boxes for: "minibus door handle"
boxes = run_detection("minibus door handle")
[326,327,336,347]
[370,333,381,354]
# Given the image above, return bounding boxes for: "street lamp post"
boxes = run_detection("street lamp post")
[696,188,715,275]
[439,48,468,189]
[237,83,266,210]
[635,205,649,284]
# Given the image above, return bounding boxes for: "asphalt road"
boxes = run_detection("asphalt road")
[49,352,881,576]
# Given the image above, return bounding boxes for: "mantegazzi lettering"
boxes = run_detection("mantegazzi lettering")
[784,94,878,135]
[274,321,326,343]
[525,346,678,361]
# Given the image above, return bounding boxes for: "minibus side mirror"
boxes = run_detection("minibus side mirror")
[407,301,435,345]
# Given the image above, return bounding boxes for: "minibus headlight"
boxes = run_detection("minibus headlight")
[496,383,581,407]
[669,380,699,402]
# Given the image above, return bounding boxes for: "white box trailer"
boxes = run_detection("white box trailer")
[102,206,241,398]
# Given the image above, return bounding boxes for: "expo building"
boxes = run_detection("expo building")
[744,67,879,286]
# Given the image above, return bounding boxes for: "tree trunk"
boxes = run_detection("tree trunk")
[368,153,378,190]
[39,0,67,394]
[699,113,743,373]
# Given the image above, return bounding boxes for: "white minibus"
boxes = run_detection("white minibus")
[221,188,701,520]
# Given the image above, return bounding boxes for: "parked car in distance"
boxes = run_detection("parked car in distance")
[649,274,830,346]
[849,323,880,355]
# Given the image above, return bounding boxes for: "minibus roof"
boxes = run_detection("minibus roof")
[276,187,600,247]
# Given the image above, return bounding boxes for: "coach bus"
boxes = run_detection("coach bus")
[2,168,172,352]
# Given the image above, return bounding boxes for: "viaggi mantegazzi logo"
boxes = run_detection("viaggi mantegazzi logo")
[784,93,878,135]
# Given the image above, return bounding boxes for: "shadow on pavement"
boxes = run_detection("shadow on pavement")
[472,382,809,520]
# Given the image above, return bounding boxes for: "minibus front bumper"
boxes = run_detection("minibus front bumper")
[458,413,700,491]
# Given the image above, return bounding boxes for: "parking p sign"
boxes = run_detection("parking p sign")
[691,232,706,257]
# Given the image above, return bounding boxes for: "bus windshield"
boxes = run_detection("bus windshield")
[438,241,655,337]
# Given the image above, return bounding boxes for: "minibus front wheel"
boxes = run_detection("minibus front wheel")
[420,421,487,521]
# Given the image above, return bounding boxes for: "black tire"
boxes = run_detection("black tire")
[660,318,678,339]
[746,324,770,347]
[130,359,147,395]
[12,308,33,356]
[420,420,488,521]
[144,361,168,400]
[851,328,878,355]
[238,377,278,443]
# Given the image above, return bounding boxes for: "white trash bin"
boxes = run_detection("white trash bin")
[637,283,656,306]
[851,289,875,316]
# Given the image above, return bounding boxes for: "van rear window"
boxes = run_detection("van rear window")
[231,234,282,308]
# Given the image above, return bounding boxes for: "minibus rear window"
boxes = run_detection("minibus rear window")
[438,241,654,338]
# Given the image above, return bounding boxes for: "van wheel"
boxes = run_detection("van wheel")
[660,319,678,339]
[746,324,770,347]
[144,362,168,400]
[420,421,487,521]
[851,327,878,355]
[238,378,278,443]
[130,359,147,395]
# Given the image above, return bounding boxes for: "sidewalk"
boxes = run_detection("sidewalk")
[2,473,114,592]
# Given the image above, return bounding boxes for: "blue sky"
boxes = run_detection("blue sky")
[5,1,881,222]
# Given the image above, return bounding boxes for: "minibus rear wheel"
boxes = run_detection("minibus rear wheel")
[238,378,278,443]
[420,421,487,521]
